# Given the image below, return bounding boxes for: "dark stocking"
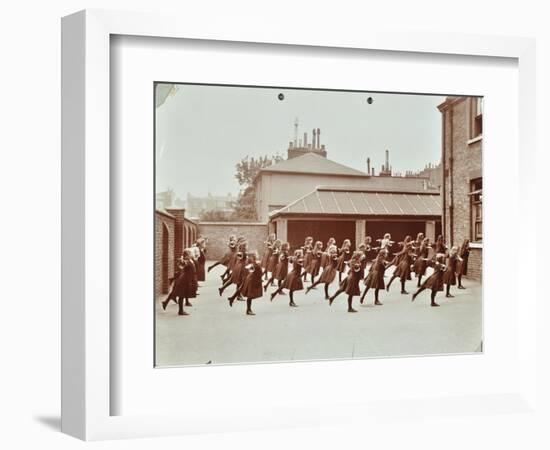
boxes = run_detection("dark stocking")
[270,285,284,301]
[264,276,274,290]
[246,298,254,315]
[306,279,321,294]
[374,288,382,305]
[347,295,356,312]
[289,291,297,307]
[324,283,330,299]
[412,286,426,302]
[177,298,188,315]
[207,261,222,272]
[417,274,423,287]
[431,290,440,306]
[400,279,408,294]
[360,286,370,303]
[329,287,344,305]
[221,267,231,280]
[387,274,397,290]
[219,279,232,295]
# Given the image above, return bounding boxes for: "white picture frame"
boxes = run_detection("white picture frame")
[61,9,537,441]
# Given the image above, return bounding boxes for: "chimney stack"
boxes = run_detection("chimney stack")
[303,132,307,148]
[367,157,371,174]
[385,149,389,170]
[317,128,321,149]
[312,129,317,149]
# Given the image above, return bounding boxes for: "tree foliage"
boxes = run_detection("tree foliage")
[234,154,284,187]
[231,154,283,221]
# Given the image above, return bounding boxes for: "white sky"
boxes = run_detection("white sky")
[155,84,445,199]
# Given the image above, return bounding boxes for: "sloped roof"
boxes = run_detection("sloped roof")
[259,152,368,177]
[270,186,441,219]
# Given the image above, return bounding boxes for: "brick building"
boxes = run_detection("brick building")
[438,96,483,280]
[155,207,199,295]
[254,129,438,222]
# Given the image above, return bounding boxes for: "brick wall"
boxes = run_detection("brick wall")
[198,222,268,260]
[155,211,175,296]
[440,97,483,280]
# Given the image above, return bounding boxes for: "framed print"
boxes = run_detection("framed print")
[61,9,537,440]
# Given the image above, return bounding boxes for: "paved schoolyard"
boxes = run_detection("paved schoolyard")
[155,261,482,367]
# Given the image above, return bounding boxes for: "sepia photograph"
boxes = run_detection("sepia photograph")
[154,83,483,367]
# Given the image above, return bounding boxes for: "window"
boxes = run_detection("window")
[470,178,482,241]
[471,97,483,138]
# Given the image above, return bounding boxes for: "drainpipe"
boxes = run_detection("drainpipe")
[449,108,454,246]
[441,110,446,240]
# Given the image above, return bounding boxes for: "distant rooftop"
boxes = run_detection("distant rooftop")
[258,152,368,178]
[257,152,438,193]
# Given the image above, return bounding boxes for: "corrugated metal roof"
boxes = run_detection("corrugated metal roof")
[270,187,441,218]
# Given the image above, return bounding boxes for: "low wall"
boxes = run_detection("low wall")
[198,222,268,260]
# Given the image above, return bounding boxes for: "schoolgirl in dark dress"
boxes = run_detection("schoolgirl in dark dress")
[193,237,207,283]
[336,239,352,283]
[265,239,281,280]
[376,233,394,252]
[457,239,470,289]
[433,235,448,257]
[360,249,390,306]
[443,246,462,298]
[362,236,374,261]
[161,250,196,315]
[219,241,247,298]
[328,251,365,313]
[386,242,415,294]
[301,237,314,280]
[207,234,236,278]
[229,253,263,315]
[264,242,290,291]
[261,233,276,280]
[270,249,304,307]
[413,232,424,252]
[305,241,323,283]
[320,237,336,269]
[411,253,447,307]
[357,242,370,272]
[387,235,412,269]
[413,237,431,287]
[305,244,339,299]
